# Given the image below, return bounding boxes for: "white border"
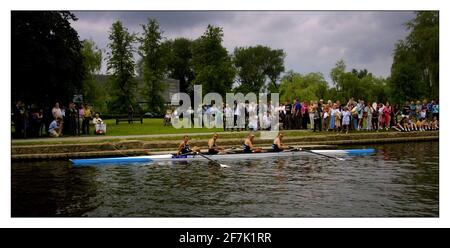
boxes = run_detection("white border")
[1,0,448,228]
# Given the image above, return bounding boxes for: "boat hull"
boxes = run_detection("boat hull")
[70,149,375,166]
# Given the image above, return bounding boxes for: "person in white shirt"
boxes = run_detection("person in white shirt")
[262,112,272,130]
[248,114,258,131]
[378,103,385,131]
[164,109,172,126]
[233,101,243,131]
[52,102,62,119]
[224,104,234,130]
[342,107,351,134]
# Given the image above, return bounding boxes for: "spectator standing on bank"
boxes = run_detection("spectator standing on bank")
[283,101,292,130]
[82,104,92,135]
[308,100,315,130]
[342,106,351,134]
[383,102,392,130]
[432,100,439,120]
[294,99,302,129]
[127,105,134,124]
[13,100,25,138]
[67,102,77,135]
[427,100,434,120]
[322,101,330,131]
[77,104,84,135]
[357,100,364,131]
[371,102,378,131]
[301,101,309,129]
[52,102,62,120]
[365,102,372,131]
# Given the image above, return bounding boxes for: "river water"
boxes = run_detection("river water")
[11,141,439,217]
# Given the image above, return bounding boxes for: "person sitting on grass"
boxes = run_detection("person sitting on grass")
[408,116,418,131]
[243,133,262,153]
[177,135,200,156]
[208,133,225,155]
[416,117,430,131]
[431,116,439,130]
[393,116,407,132]
[164,109,172,126]
[93,113,106,134]
[272,132,287,152]
[48,117,63,137]
[422,119,431,131]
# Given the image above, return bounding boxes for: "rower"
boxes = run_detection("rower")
[177,135,200,155]
[272,132,287,152]
[208,133,225,155]
[243,133,262,153]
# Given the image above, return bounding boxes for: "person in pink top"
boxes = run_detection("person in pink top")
[383,102,392,130]
[301,101,308,129]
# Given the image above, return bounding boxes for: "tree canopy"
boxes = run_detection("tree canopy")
[233,45,285,94]
[138,18,169,114]
[11,11,438,114]
[166,38,195,96]
[191,25,236,96]
[80,39,107,112]
[279,71,328,102]
[389,11,439,101]
[12,11,84,106]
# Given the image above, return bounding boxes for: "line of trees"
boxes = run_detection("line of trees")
[279,11,439,105]
[103,21,287,114]
[11,11,439,116]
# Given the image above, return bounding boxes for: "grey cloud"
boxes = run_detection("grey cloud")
[71,11,415,82]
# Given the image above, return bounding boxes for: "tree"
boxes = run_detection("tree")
[265,48,286,92]
[191,25,235,96]
[12,11,84,106]
[80,39,107,112]
[328,60,389,103]
[233,45,285,94]
[351,68,370,79]
[138,18,169,114]
[279,71,329,102]
[389,11,439,101]
[330,59,346,90]
[106,21,137,113]
[166,38,195,96]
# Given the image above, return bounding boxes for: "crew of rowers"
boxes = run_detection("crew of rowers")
[176,132,289,156]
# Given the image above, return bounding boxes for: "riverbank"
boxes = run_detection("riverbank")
[11,130,439,161]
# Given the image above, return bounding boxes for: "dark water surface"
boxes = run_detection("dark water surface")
[11,142,439,217]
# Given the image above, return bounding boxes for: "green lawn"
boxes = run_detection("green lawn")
[102,118,224,136]
[11,117,400,146]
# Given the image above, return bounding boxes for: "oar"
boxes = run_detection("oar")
[195,152,229,168]
[290,147,345,161]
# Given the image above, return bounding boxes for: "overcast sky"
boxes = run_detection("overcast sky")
[71,11,415,83]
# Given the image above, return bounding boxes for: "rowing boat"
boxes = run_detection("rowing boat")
[69,148,375,166]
